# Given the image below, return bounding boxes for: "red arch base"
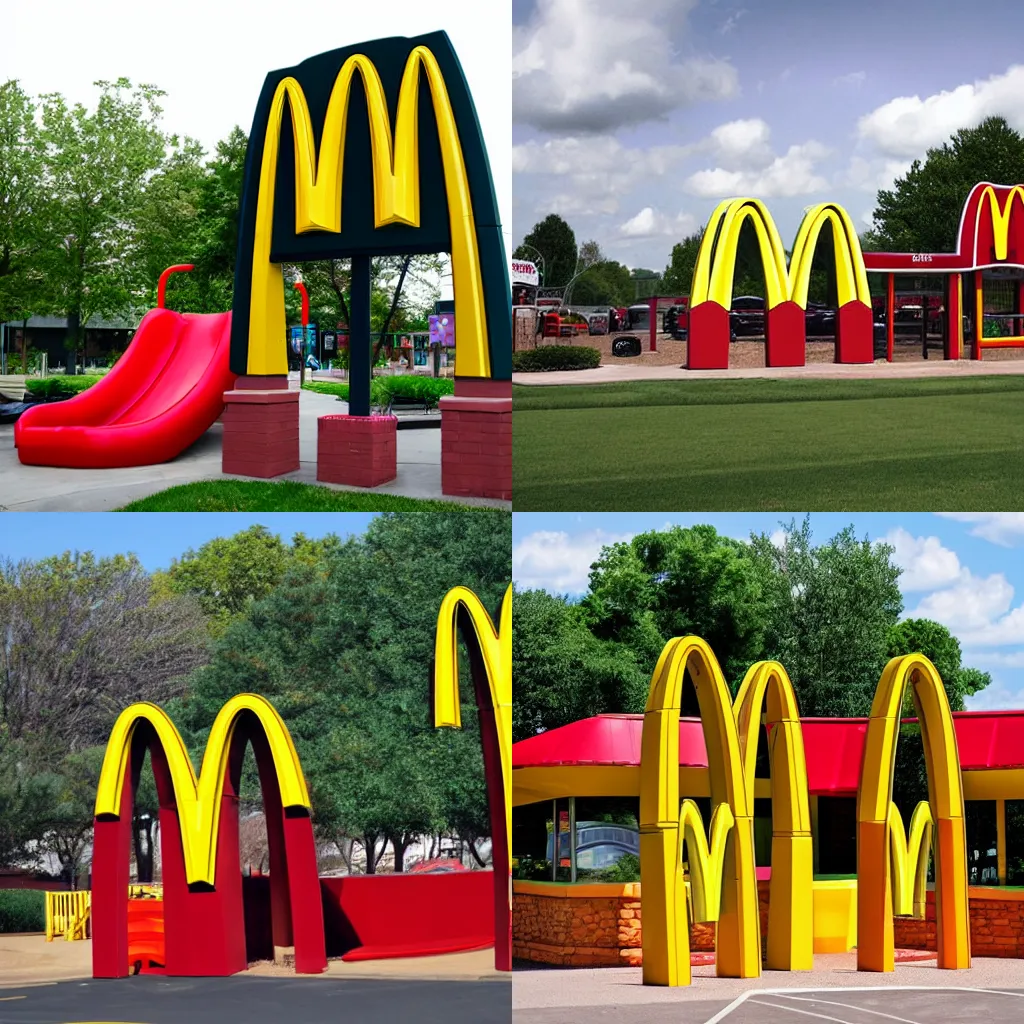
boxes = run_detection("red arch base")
[92,718,327,978]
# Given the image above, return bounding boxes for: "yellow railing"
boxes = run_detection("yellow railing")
[45,890,91,942]
[128,884,163,900]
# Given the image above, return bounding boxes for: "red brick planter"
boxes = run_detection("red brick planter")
[222,388,299,479]
[317,414,397,488]
[439,385,511,502]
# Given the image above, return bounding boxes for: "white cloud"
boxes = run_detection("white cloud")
[709,118,774,169]
[684,141,831,199]
[513,0,739,133]
[910,571,1015,636]
[719,8,746,34]
[857,65,1024,158]
[618,207,698,239]
[965,679,1024,710]
[843,156,914,194]
[512,529,633,594]
[938,514,1024,547]
[884,527,963,592]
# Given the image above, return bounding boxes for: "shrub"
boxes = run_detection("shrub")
[303,375,454,408]
[0,890,46,933]
[25,375,103,400]
[512,346,602,372]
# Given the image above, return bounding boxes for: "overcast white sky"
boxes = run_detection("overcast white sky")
[6,0,511,260]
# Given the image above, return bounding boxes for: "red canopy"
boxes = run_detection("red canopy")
[513,710,1024,797]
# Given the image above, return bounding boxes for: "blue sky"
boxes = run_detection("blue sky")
[0,514,377,571]
[512,512,1024,710]
[513,0,1024,268]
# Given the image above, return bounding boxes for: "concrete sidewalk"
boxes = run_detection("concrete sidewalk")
[0,934,502,986]
[1,389,509,511]
[512,357,1024,387]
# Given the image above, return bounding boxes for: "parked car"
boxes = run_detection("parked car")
[727,295,838,338]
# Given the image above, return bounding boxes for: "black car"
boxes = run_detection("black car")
[728,295,837,338]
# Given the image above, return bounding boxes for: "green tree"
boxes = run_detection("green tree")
[570,260,633,306]
[0,81,46,330]
[886,618,991,712]
[134,127,248,314]
[514,214,577,289]
[870,116,1024,252]
[175,511,511,873]
[584,525,776,692]
[661,227,705,297]
[752,519,904,716]
[35,79,168,372]
[512,588,647,741]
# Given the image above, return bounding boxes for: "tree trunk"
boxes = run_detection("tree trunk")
[371,256,411,365]
[391,834,409,873]
[66,310,80,375]
[467,838,487,868]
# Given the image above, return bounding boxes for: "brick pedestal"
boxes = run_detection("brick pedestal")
[222,388,299,478]
[317,414,397,488]
[440,380,511,501]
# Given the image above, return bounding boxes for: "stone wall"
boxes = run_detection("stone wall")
[512,880,769,967]
[893,889,1024,958]
[514,881,1024,966]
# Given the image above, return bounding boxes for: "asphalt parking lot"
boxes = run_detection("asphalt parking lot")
[514,986,1024,1024]
[0,975,511,1024]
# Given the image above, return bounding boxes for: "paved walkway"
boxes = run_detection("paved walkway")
[0,975,509,1024]
[0,390,508,511]
[513,955,1024,1023]
[512,357,1024,387]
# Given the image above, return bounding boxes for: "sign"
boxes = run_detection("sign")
[322,332,336,352]
[231,31,510,381]
[429,312,455,346]
[510,259,539,287]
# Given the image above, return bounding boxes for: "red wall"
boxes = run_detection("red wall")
[320,870,495,961]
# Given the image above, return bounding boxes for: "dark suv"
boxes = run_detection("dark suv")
[728,295,837,338]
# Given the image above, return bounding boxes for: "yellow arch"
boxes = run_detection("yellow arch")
[95,694,310,887]
[889,800,933,919]
[733,661,813,970]
[691,198,789,309]
[433,584,512,861]
[639,636,760,986]
[788,204,871,308]
[690,197,869,312]
[246,45,489,377]
[856,654,970,971]
[975,185,1024,262]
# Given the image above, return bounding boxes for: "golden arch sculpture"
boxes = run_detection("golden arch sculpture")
[857,654,970,971]
[638,639,970,986]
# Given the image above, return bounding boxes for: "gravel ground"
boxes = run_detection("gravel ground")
[539,332,1024,368]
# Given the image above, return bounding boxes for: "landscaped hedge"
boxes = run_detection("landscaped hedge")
[25,375,103,400]
[303,375,454,408]
[0,890,46,933]
[512,346,602,372]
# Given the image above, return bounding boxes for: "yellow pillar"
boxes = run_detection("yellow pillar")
[997,799,1007,885]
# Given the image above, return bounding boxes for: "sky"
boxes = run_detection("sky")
[0,513,376,571]
[6,0,512,263]
[512,0,1024,270]
[512,512,1024,711]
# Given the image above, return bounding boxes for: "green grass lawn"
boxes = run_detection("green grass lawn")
[513,375,1024,510]
[117,480,477,512]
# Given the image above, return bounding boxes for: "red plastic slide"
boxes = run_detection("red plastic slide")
[15,307,236,468]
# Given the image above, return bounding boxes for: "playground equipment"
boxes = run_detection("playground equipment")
[90,584,511,979]
[686,183,1024,369]
[45,890,90,942]
[15,266,235,468]
[15,32,511,500]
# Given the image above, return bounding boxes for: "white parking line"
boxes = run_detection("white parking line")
[703,985,1024,1024]
[748,998,861,1024]
[772,992,923,1024]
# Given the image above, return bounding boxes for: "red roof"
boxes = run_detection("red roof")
[512,714,709,769]
[513,709,1024,796]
